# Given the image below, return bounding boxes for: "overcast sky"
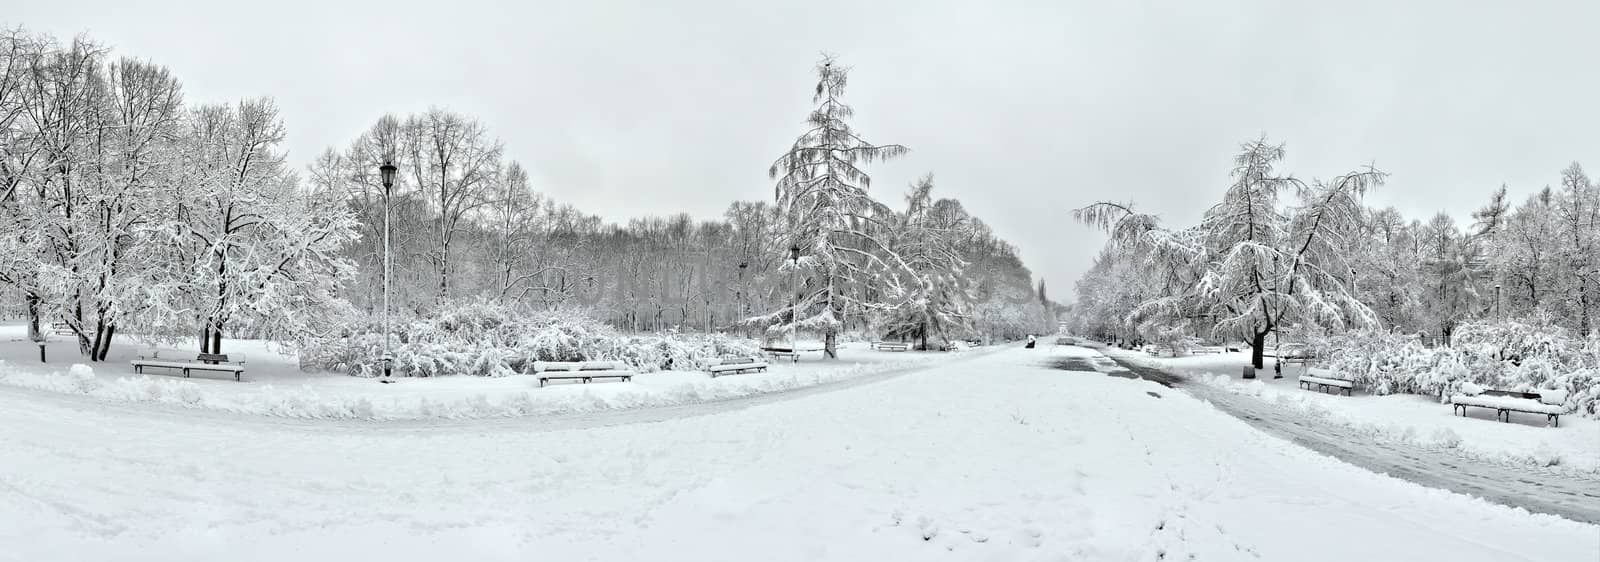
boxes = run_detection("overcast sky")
[10,0,1600,302]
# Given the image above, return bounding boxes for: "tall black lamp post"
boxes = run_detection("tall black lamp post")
[788,246,801,354]
[379,161,397,378]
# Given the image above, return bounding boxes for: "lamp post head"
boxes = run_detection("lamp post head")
[789,245,801,263]
[379,161,398,191]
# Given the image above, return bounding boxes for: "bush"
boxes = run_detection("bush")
[1310,319,1599,417]
[300,300,763,378]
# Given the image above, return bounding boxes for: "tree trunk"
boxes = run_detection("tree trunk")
[25,293,41,343]
[824,329,837,359]
[212,322,223,354]
[1250,330,1268,369]
[94,324,115,362]
[201,325,213,354]
[88,317,106,362]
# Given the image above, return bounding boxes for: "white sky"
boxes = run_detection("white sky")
[9,0,1600,302]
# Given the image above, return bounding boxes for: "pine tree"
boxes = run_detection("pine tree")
[767,54,908,358]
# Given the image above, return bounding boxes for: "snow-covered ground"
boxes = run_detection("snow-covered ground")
[3,345,1595,561]
[0,322,951,420]
[1102,347,1600,474]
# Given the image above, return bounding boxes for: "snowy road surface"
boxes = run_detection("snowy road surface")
[3,347,1597,561]
[1094,352,1600,525]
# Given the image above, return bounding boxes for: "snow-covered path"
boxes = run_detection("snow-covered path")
[1092,351,1600,524]
[2,347,1595,561]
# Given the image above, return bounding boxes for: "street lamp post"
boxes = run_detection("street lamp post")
[737,261,748,335]
[788,246,801,358]
[379,161,397,378]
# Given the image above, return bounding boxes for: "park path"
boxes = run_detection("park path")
[1092,354,1600,524]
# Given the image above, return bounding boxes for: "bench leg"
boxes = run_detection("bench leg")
[183,368,189,378]
[1549,414,1559,428]
[1342,387,1350,396]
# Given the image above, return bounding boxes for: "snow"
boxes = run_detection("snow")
[1107,348,1600,473]
[0,322,953,421]
[1,345,1594,560]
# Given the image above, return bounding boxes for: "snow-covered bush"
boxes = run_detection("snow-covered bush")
[301,300,762,377]
[1312,320,1599,417]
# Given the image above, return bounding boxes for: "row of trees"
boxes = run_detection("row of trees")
[1068,138,1600,368]
[0,29,1056,362]
[0,29,357,360]
[309,56,1056,356]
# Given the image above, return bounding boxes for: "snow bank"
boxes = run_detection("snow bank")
[0,355,941,421]
[1194,373,1600,473]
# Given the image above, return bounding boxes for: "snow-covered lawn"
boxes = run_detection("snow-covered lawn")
[0,322,954,420]
[2,346,1595,561]
[1104,347,1600,473]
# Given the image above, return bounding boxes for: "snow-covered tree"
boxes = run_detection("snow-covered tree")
[138,98,360,353]
[1076,138,1386,367]
[875,175,975,348]
[1554,163,1599,335]
[765,54,908,358]
[402,109,504,301]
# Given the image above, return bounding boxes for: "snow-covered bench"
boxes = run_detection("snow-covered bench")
[873,342,911,352]
[762,347,801,362]
[531,360,634,388]
[1450,387,1568,427]
[131,352,246,382]
[1297,374,1354,396]
[707,356,768,377]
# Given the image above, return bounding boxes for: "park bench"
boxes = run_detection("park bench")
[530,360,635,387]
[1297,374,1354,395]
[761,347,802,362]
[1450,387,1568,427]
[130,351,246,381]
[874,342,911,352]
[707,356,769,377]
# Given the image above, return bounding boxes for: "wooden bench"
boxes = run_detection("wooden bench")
[874,342,911,352]
[531,360,634,388]
[1450,388,1568,427]
[1297,374,1354,396]
[761,347,801,362]
[131,352,246,381]
[707,356,769,377]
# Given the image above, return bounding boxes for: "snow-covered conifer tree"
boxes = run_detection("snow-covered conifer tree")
[766,54,908,358]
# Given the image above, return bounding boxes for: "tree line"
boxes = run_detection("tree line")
[1068,137,1600,368]
[1,28,1057,362]
[0,29,357,360]
[311,56,1057,355]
